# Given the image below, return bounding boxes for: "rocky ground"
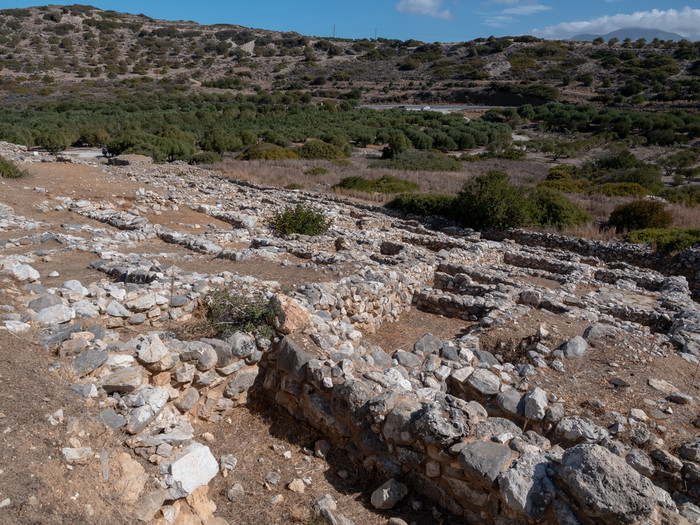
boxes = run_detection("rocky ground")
[0,142,699,525]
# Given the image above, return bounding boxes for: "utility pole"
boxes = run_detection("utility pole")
[374,28,377,40]
[333,24,335,38]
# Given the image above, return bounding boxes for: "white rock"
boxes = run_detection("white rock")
[161,442,219,498]
[2,320,31,333]
[34,304,75,326]
[8,263,40,282]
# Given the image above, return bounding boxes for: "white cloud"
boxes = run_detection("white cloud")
[396,0,452,19]
[502,4,551,16]
[533,7,700,39]
[483,15,516,28]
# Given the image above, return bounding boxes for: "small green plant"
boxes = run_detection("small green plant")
[0,156,27,179]
[204,287,279,336]
[624,227,700,253]
[333,175,419,194]
[270,204,331,236]
[607,200,673,233]
[285,183,304,190]
[304,167,329,176]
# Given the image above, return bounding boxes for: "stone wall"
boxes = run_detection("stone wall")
[486,229,700,298]
[256,334,690,525]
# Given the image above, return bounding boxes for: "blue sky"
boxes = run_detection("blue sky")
[3,2,699,42]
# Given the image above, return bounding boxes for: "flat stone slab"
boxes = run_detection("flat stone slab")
[458,441,512,487]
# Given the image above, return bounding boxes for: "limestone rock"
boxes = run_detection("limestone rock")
[34,304,74,326]
[559,444,656,524]
[555,416,609,445]
[466,369,501,396]
[370,478,408,510]
[523,387,548,421]
[560,336,588,358]
[498,453,555,518]
[458,441,511,487]
[270,294,310,334]
[161,442,219,499]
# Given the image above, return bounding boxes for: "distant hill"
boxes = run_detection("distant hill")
[0,5,697,109]
[571,27,686,42]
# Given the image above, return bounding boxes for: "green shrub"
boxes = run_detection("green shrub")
[624,227,700,252]
[592,182,649,197]
[295,140,347,160]
[386,193,456,218]
[488,146,526,160]
[333,175,419,194]
[382,131,412,159]
[203,287,279,336]
[460,154,484,162]
[453,171,531,230]
[189,151,222,165]
[270,204,331,236]
[199,129,242,153]
[547,164,583,181]
[237,143,299,161]
[304,167,329,176]
[537,180,588,193]
[0,156,26,178]
[607,164,663,193]
[659,186,700,207]
[528,187,591,228]
[285,183,304,190]
[36,129,72,154]
[607,200,673,232]
[370,150,462,172]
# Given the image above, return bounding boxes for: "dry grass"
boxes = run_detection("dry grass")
[669,202,700,228]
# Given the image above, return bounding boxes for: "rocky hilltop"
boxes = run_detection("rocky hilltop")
[0,143,699,524]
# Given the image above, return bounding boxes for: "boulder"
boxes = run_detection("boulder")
[466,369,501,396]
[458,441,512,487]
[555,416,609,445]
[34,304,74,326]
[523,387,548,421]
[498,453,555,518]
[560,336,588,358]
[370,478,408,510]
[270,295,310,334]
[160,442,219,499]
[277,336,313,382]
[559,444,656,524]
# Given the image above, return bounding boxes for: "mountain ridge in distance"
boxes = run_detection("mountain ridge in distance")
[571,27,686,42]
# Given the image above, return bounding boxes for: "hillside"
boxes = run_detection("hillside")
[0,4,698,108]
[572,28,686,43]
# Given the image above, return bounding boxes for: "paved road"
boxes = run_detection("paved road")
[359,104,496,113]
